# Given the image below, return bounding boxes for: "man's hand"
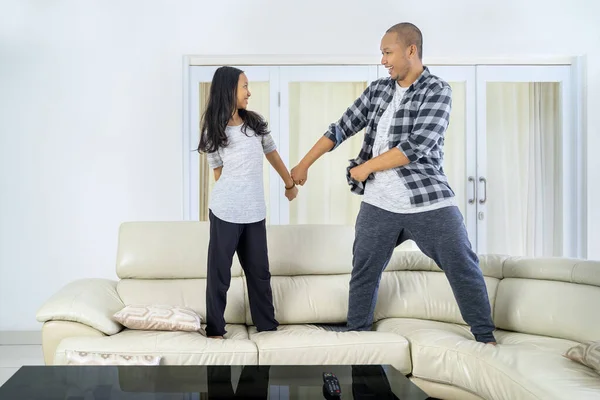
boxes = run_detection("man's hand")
[349,163,372,182]
[291,164,308,186]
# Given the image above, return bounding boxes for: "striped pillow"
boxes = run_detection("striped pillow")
[565,341,600,374]
[113,304,204,334]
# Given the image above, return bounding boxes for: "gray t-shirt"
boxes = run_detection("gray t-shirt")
[206,125,276,224]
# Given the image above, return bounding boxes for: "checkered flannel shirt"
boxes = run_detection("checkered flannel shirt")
[324,66,455,207]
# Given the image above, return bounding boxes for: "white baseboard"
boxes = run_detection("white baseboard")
[0,331,42,345]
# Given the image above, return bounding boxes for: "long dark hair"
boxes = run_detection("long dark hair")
[196,66,269,154]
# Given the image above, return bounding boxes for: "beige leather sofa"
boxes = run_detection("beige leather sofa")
[37,222,600,400]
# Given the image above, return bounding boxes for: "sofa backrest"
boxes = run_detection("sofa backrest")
[494,257,600,343]
[256,224,502,327]
[374,252,504,325]
[115,221,246,324]
[114,221,600,342]
[252,224,355,325]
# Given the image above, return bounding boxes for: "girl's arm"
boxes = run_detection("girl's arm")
[265,150,293,187]
[213,167,222,181]
[207,149,223,182]
[265,150,298,201]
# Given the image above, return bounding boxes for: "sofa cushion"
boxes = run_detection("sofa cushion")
[249,275,350,325]
[402,328,600,400]
[494,331,579,353]
[495,257,600,343]
[375,317,474,339]
[248,325,412,374]
[375,318,581,353]
[410,377,485,400]
[494,278,600,343]
[53,325,256,366]
[36,279,124,335]
[375,270,499,325]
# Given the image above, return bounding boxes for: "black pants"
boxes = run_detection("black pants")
[206,211,278,337]
[207,366,270,399]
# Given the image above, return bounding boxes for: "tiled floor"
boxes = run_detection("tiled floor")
[0,345,44,386]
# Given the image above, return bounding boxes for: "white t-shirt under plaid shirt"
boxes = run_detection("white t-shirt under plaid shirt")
[363,82,455,214]
[206,124,276,224]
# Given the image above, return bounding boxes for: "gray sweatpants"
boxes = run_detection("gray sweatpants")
[339,202,496,343]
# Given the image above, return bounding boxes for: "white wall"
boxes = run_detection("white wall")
[1,0,599,331]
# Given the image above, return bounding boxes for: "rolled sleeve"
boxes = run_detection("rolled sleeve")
[323,82,373,151]
[261,133,277,154]
[207,150,223,169]
[398,85,452,163]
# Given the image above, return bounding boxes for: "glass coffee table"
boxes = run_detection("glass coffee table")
[0,364,433,399]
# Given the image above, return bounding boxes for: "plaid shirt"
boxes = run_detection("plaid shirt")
[324,66,455,207]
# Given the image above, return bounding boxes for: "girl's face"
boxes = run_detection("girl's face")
[236,73,251,110]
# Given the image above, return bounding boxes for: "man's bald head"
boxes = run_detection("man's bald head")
[386,22,423,60]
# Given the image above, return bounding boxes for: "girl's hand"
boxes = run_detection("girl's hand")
[285,185,298,201]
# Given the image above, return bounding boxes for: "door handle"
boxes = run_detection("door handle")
[468,176,475,204]
[479,177,487,204]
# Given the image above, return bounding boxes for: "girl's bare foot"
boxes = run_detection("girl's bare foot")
[208,335,224,339]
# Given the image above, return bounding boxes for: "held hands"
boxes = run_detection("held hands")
[290,164,308,186]
[291,161,371,187]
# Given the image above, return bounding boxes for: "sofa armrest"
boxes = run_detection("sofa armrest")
[36,278,125,335]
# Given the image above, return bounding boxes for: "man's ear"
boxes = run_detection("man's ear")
[409,44,417,58]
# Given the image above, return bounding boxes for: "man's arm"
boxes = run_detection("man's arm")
[293,82,375,184]
[291,136,336,185]
[363,148,410,173]
[322,82,373,150]
[355,85,452,178]
[295,136,335,170]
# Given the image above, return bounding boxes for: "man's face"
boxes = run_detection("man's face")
[380,32,412,82]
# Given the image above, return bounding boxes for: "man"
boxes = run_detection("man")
[290,22,497,344]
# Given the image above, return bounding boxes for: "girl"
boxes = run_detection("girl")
[197,66,298,339]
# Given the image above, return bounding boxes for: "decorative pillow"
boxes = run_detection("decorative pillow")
[65,350,161,366]
[565,341,600,374]
[113,304,204,333]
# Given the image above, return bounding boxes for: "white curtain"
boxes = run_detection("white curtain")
[443,82,467,219]
[486,82,562,257]
[288,82,365,225]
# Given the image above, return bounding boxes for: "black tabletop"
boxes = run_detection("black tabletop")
[0,364,431,399]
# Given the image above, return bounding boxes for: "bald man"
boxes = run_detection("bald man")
[291,22,497,344]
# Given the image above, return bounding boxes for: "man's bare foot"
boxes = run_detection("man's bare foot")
[487,342,497,346]
[208,335,224,339]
